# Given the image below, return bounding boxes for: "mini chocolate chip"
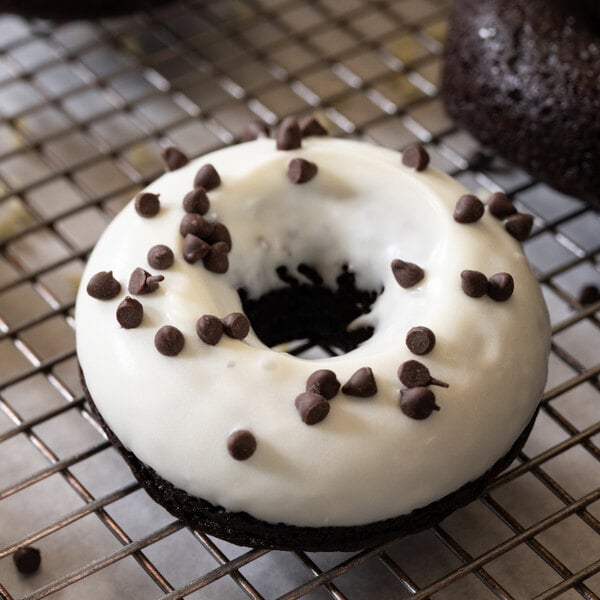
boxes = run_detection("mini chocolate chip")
[13,546,41,575]
[205,222,232,252]
[342,367,377,397]
[196,314,224,345]
[453,194,484,224]
[391,259,424,288]
[147,244,174,270]
[134,192,160,217]
[400,387,440,420]
[295,392,330,425]
[276,116,302,150]
[397,359,430,387]
[222,312,250,340]
[242,121,270,141]
[505,213,534,241]
[194,164,221,191]
[116,296,143,329]
[578,284,600,306]
[161,145,189,171]
[128,267,164,295]
[300,116,328,137]
[397,360,449,388]
[183,233,210,264]
[180,213,215,239]
[487,192,517,219]
[288,158,318,184]
[183,188,210,214]
[461,269,488,298]
[306,369,340,400]
[154,325,184,356]
[487,272,514,301]
[402,144,430,171]
[227,429,257,460]
[406,326,436,355]
[86,271,121,300]
[203,242,229,274]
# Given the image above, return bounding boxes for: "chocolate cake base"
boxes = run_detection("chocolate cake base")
[442,0,600,208]
[83,371,538,551]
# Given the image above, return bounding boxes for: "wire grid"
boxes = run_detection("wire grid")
[0,0,599,598]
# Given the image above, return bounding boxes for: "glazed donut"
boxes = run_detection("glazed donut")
[442,0,600,208]
[77,119,550,550]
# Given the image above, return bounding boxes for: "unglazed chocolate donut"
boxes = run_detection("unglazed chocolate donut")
[442,0,600,208]
[77,119,550,550]
[0,0,171,18]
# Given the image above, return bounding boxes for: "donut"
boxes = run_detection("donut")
[442,0,600,208]
[76,118,551,551]
[0,0,171,18]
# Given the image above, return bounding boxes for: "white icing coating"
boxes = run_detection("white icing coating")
[76,137,550,527]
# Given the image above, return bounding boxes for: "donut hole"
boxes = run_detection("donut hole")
[238,263,381,355]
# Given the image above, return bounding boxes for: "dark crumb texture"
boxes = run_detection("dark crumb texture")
[83,372,538,552]
[239,265,379,353]
[442,0,600,208]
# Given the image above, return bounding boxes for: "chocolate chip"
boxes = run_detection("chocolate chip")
[406,326,436,355]
[13,546,41,575]
[203,242,229,274]
[242,121,270,141]
[505,213,534,241]
[222,312,250,339]
[276,116,302,150]
[453,194,484,224]
[397,360,449,388]
[134,192,160,217]
[391,259,424,288]
[287,158,318,184]
[205,222,232,252]
[194,164,221,191]
[116,296,143,329]
[147,244,174,270]
[487,192,517,219]
[154,325,184,356]
[161,145,189,171]
[86,271,121,300]
[183,188,210,215]
[578,284,600,306]
[342,367,377,397]
[196,314,224,345]
[128,267,164,295]
[227,429,257,460]
[300,116,328,137]
[295,392,330,425]
[183,233,210,264]
[461,269,488,298]
[180,213,215,239]
[306,369,340,400]
[402,144,430,171]
[400,387,440,420]
[487,272,514,302]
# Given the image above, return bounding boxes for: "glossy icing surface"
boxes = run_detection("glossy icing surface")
[76,137,550,527]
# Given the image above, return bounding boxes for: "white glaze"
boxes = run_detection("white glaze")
[76,137,550,527]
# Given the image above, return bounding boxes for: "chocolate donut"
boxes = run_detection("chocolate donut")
[77,121,550,550]
[442,0,600,208]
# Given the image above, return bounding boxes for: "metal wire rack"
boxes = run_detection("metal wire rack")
[0,0,599,597]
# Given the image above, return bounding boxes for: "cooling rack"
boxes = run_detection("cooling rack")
[0,0,599,598]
